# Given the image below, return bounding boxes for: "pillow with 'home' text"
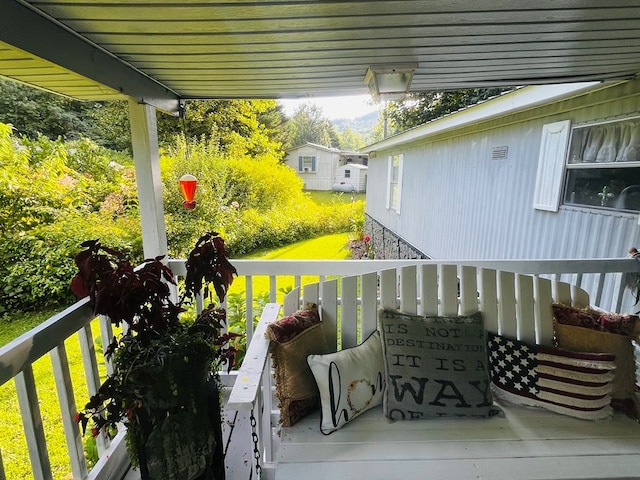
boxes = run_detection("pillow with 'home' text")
[307,330,385,434]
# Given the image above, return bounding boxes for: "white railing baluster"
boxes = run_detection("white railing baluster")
[50,342,88,479]
[260,361,273,465]
[340,275,358,348]
[271,275,278,302]
[98,315,115,376]
[594,272,606,307]
[245,275,255,344]
[77,323,109,455]
[360,271,378,340]
[400,265,418,314]
[15,366,52,480]
[612,271,627,312]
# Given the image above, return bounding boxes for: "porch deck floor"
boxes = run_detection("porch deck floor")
[122,393,253,480]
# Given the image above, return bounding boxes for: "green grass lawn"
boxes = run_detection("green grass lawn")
[229,232,352,305]
[0,231,355,479]
[304,190,365,204]
[0,317,106,480]
[245,231,352,260]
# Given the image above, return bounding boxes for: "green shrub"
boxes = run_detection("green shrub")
[0,212,141,313]
[0,124,142,312]
[0,122,365,312]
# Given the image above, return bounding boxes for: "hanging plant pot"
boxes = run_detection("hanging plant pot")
[72,232,237,480]
[143,411,216,480]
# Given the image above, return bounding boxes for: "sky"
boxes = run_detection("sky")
[279,94,380,120]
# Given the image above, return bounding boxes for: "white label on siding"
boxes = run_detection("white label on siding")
[533,120,571,212]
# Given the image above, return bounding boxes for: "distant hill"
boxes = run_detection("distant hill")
[332,110,379,143]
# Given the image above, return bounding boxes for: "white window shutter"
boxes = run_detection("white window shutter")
[386,156,392,209]
[533,120,571,211]
[396,154,403,214]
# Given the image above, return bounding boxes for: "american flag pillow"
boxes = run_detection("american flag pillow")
[487,333,616,420]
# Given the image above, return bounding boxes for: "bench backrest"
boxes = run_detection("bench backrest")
[283,264,590,349]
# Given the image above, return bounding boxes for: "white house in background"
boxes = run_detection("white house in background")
[284,142,368,191]
[362,79,640,303]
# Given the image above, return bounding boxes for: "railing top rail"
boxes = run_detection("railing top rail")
[0,298,93,387]
[168,258,640,276]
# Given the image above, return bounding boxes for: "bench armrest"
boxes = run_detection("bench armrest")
[227,302,281,411]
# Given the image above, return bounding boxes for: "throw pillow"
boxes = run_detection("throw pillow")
[553,303,639,417]
[553,304,638,336]
[266,304,329,427]
[378,309,499,420]
[555,323,639,418]
[488,332,616,420]
[307,330,385,435]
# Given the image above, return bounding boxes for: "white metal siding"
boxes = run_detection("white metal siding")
[366,79,640,313]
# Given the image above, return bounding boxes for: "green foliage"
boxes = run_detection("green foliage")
[0,114,364,312]
[226,291,270,366]
[332,110,380,146]
[336,126,366,150]
[87,98,287,157]
[161,135,349,257]
[384,88,514,133]
[286,103,339,148]
[350,211,366,241]
[0,78,97,141]
[0,124,142,313]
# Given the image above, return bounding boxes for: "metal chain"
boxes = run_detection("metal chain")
[249,409,262,478]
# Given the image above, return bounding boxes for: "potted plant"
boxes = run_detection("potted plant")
[72,231,238,480]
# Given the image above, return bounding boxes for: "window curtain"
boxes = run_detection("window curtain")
[575,118,640,163]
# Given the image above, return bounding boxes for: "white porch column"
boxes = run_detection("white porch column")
[128,99,168,259]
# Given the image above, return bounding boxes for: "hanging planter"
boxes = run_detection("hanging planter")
[73,232,238,480]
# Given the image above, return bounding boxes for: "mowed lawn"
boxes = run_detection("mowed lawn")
[0,231,354,479]
[229,232,352,304]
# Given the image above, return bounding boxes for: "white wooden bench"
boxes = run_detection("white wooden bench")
[228,264,640,480]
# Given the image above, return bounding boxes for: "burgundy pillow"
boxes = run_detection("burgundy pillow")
[265,304,329,427]
[553,304,638,336]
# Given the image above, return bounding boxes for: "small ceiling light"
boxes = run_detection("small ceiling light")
[365,63,417,102]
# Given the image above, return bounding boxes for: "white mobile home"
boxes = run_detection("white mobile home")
[285,142,368,191]
[362,79,640,303]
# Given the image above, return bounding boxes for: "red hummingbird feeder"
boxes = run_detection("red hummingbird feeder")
[179,174,198,209]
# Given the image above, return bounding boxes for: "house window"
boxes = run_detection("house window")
[564,117,640,211]
[298,155,316,172]
[386,154,403,213]
[344,169,351,178]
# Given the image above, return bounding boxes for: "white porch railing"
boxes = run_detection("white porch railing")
[1,258,639,480]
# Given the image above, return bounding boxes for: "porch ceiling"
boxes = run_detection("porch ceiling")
[2,0,640,114]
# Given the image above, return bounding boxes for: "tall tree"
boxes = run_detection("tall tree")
[286,104,339,148]
[384,88,513,133]
[0,78,97,140]
[0,78,287,158]
[336,126,365,150]
[88,99,286,158]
